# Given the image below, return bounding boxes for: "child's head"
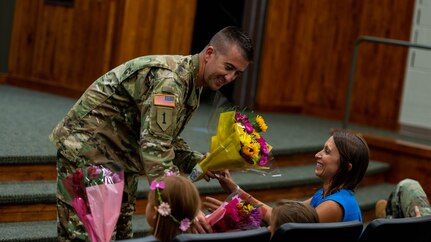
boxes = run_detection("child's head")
[269,200,319,235]
[146,175,201,242]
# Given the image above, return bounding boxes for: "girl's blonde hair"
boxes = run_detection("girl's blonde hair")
[271,200,319,230]
[150,175,201,242]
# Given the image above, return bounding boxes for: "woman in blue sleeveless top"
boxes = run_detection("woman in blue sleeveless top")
[302,130,369,222]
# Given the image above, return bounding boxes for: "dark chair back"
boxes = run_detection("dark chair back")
[358,215,431,242]
[118,235,159,242]
[172,227,271,242]
[270,220,363,242]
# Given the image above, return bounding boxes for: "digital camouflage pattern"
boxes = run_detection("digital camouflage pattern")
[50,54,204,240]
[386,178,431,218]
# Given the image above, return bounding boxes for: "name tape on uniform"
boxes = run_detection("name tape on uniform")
[154,94,176,107]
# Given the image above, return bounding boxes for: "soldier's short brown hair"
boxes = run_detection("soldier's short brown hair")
[209,26,254,62]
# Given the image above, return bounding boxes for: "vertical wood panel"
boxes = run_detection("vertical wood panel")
[8,1,41,78]
[9,0,117,93]
[256,0,414,130]
[351,0,414,129]
[112,0,197,66]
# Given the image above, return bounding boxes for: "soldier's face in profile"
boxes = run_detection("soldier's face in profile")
[203,45,249,91]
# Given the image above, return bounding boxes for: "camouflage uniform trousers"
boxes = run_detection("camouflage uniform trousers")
[56,152,140,241]
[386,178,431,218]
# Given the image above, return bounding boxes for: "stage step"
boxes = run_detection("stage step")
[0,161,390,222]
[0,149,323,182]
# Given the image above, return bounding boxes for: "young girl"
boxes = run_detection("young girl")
[146,175,201,242]
[269,200,319,236]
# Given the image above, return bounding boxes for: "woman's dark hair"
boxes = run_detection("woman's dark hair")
[326,130,370,196]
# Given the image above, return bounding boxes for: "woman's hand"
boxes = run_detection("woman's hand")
[215,169,239,194]
[203,196,224,213]
[191,210,213,234]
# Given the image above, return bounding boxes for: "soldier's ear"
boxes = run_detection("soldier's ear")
[205,46,215,61]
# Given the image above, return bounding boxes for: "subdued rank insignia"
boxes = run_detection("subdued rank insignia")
[157,107,173,131]
[154,94,176,107]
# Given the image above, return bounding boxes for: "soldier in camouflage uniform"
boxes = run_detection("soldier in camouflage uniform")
[385,178,431,218]
[49,26,253,241]
[377,178,431,218]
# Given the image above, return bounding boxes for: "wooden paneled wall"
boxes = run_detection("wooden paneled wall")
[7,0,197,98]
[256,0,414,130]
[363,133,431,197]
[111,0,197,66]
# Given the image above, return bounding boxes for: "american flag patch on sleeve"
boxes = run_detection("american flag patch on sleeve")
[154,94,176,107]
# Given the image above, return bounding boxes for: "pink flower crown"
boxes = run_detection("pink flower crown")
[150,172,192,232]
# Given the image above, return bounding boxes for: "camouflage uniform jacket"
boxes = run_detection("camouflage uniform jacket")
[49,54,204,183]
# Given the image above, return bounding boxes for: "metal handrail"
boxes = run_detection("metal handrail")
[342,36,431,129]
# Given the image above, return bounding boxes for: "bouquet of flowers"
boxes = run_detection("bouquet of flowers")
[63,164,124,242]
[189,109,273,181]
[205,192,262,232]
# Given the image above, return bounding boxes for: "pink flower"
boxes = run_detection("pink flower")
[72,170,84,184]
[88,166,100,180]
[150,180,165,190]
[164,170,178,177]
[179,218,191,231]
[157,202,171,216]
[211,196,261,232]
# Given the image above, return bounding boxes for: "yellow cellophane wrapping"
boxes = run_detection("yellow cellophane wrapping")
[192,111,270,181]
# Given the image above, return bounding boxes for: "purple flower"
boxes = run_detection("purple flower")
[238,208,261,230]
[179,218,191,231]
[260,143,269,156]
[235,112,247,123]
[258,156,268,166]
[111,173,121,183]
[257,137,269,155]
[244,123,254,134]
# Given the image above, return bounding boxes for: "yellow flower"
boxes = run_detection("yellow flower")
[237,203,253,215]
[239,130,252,144]
[256,115,268,132]
[242,143,260,158]
[252,131,260,139]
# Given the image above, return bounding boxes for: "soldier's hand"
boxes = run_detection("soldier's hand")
[203,171,215,182]
[203,170,226,182]
[415,205,422,217]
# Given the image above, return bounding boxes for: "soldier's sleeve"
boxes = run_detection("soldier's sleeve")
[139,68,186,182]
[172,136,204,174]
